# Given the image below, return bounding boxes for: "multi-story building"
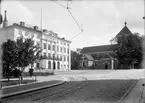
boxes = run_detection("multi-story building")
[0,10,71,72]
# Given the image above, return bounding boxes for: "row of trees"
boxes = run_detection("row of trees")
[2,37,41,81]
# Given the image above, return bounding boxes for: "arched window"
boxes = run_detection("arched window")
[48,61,51,69]
[57,62,60,70]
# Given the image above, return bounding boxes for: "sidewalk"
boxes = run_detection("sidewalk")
[122,78,145,103]
[0,75,67,98]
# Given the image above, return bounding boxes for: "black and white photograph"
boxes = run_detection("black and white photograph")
[0,0,145,103]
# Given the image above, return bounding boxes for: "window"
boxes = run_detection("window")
[25,31,29,36]
[61,47,62,53]
[53,45,55,51]
[64,56,66,61]
[44,52,46,57]
[57,46,59,52]
[67,56,69,62]
[43,43,46,49]
[64,43,66,45]
[48,44,51,50]
[36,63,39,67]
[57,55,59,59]
[48,53,51,58]
[64,48,66,53]
[67,48,69,54]
[67,43,69,47]
[18,29,22,35]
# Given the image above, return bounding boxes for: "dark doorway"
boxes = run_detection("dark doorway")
[105,64,108,69]
[53,61,56,70]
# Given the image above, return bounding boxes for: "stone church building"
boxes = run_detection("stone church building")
[80,22,134,69]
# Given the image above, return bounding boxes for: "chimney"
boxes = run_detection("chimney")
[34,26,38,30]
[43,29,47,32]
[13,23,18,25]
[62,37,65,40]
[20,21,25,26]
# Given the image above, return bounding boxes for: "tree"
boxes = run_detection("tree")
[15,37,41,80]
[112,33,143,69]
[71,51,81,70]
[2,37,41,81]
[2,39,18,81]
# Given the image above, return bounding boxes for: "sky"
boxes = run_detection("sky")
[1,0,144,50]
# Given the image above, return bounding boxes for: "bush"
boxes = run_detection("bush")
[23,72,54,77]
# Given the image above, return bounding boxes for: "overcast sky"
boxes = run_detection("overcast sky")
[1,0,144,50]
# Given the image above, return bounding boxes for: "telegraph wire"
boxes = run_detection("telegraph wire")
[70,31,83,40]
[67,9,83,31]
[54,1,67,9]
[54,0,84,40]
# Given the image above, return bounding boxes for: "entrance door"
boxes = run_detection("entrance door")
[105,64,108,69]
[57,62,60,70]
[53,61,56,70]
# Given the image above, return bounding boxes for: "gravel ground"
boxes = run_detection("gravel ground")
[1,78,137,103]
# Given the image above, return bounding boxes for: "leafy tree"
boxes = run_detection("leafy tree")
[2,37,41,80]
[15,37,41,80]
[71,51,81,70]
[2,39,18,81]
[112,33,143,69]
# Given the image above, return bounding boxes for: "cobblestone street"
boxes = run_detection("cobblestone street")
[2,69,143,103]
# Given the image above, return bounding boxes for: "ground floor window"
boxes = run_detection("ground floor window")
[57,62,60,70]
[36,63,39,67]
[48,61,51,69]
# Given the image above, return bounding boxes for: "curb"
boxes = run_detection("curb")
[1,78,68,99]
[118,79,138,103]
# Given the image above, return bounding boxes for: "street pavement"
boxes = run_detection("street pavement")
[1,69,145,103]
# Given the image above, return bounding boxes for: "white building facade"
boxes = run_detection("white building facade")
[0,21,71,72]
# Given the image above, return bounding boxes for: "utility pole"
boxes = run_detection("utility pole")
[142,0,145,86]
[0,0,3,28]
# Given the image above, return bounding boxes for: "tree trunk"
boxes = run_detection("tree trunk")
[20,68,24,81]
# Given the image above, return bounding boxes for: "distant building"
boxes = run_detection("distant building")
[80,21,133,69]
[0,10,71,72]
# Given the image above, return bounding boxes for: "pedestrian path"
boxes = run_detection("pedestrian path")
[1,75,68,98]
[122,78,145,103]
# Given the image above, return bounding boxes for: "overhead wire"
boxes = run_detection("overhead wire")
[54,0,83,40]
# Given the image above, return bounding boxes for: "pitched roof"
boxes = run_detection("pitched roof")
[81,44,117,53]
[115,24,133,38]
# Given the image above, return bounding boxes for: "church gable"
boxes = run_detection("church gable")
[115,21,133,38]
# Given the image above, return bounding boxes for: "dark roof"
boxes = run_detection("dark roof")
[116,25,133,38]
[81,44,117,53]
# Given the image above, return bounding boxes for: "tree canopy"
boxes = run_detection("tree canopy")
[2,37,41,80]
[112,32,143,69]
